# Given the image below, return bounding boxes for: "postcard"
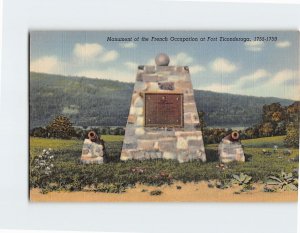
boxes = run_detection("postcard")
[29,31,299,202]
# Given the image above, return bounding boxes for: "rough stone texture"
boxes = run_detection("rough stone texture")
[120,62,206,163]
[218,139,245,163]
[81,139,104,164]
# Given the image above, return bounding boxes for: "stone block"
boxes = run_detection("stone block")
[145,82,160,91]
[177,151,189,163]
[135,107,143,116]
[123,143,137,149]
[144,66,156,74]
[158,82,175,90]
[142,74,159,82]
[163,152,177,160]
[153,141,159,150]
[133,151,146,160]
[156,66,176,72]
[157,75,168,82]
[158,139,177,152]
[184,94,195,103]
[188,139,203,149]
[123,135,136,144]
[184,103,197,113]
[177,137,188,150]
[137,140,156,150]
[136,116,144,126]
[127,114,136,124]
[120,150,134,161]
[134,81,147,91]
[175,131,202,137]
[134,96,144,108]
[135,127,145,135]
[136,72,143,81]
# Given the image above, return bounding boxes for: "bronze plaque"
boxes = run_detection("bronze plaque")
[144,93,183,127]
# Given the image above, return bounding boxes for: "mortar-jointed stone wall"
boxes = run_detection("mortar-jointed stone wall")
[120,56,206,163]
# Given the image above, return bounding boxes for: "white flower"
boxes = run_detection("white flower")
[43,149,46,153]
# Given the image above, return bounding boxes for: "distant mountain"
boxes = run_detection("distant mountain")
[29,72,294,129]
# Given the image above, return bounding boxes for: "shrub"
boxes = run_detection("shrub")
[46,115,76,139]
[265,172,298,192]
[30,148,55,189]
[284,123,299,148]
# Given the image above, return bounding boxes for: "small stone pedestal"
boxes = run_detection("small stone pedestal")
[218,132,245,163]
[120,53,206,163]
[81,139,104,164]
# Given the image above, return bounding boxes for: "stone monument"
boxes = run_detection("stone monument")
[120,53,206,163]
[81,131,106,164]
[218,131,245,163]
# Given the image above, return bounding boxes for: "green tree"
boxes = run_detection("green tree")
[284,101,300,147]
[259,122,274,137]
[46,115,76,139]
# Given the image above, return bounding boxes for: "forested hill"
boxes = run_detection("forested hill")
[30,72,294,129]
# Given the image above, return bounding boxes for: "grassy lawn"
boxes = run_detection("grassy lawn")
[241,135,286,148]
[29,135,298,193]
[30,135,124,158]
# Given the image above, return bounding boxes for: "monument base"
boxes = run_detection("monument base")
[121,128,206,163]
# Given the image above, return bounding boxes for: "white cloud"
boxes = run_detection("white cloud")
[210,58,237,73]
[119,42,137,48]
[73,43,103,59]
[100,50,119,63]
[275,40,291,48]
[189,65,206,75]
[237,69,271,86]
[271,69,298,84]
[200,83,234,93]
[170,52,194,65]
[30,56,59,73]
[198,69,299,100]
[75,69,135,83]
[245,41,264,52]
[124,61,138,70]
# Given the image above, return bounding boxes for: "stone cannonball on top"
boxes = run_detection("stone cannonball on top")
[155,53,170,66]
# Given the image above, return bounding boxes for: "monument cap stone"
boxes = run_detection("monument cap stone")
[155,53,170,66]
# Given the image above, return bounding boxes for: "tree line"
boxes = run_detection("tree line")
[198,101,299,147]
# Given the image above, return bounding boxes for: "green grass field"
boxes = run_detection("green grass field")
[29,135,298,193]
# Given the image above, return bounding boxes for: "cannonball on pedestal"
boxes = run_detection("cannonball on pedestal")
[155,53,170,66]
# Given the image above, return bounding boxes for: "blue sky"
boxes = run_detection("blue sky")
[30,31,299,100]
